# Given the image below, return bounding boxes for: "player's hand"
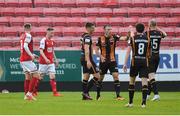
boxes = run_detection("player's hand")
[31,54,35,61]
[33,54,39,60]
[87,61,92,69]
[45,58,51,64]
[100,55,106,62]
[123,65,127,73]
[54,59,59,67]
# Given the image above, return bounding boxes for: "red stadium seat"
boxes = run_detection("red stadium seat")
[29,8,43,16]
[10,17,24,26]
[63,27,77,36]
[160,0,175,7]
[113,8,128,17]
[33,27,47,37]
[43,8,57,16]
[57,8,71,16]
[24,17,38,26]
[53,27,63,36]
[162,27,175,36]
[38,17,53,26]
[0,17,9,26]
[48,0,63,7]
[111,27,119,34]
[119,27,127,36]
[93,27,104,36]
[66,17,82,26]
[52,17,67,26]
[171,8,180,16]
[175,0,180,7]
[76,0,90,7]
[3,26,22,37]
[76,27,86,36]
[128,8,142,17]
[132,0,145,7]
[0,0,5,7]
[86,8,100,17]
[155,17,166,26]
[99,8,113,17]
[104,0,119,8]
[71,8,86,17]
[5,0,19,7]
[142,8,156,17]
[15,8,29,16]
[19,0,32,7]
[175,28,180,37]
[72,40,81,47]
[172,41,180,47]
[165,17,179,26]
[145,0,160,7]
[138,17,151,26]
[35,0,49,7]
[0,26,3,36]
[156,8,170,17]
[95,17,109,26]
[62,0,76,7]
[1,8,15,16]
[123,17,138,26]
[90,0,105,7]
[81,17,96,26]
[118,0,132,7]
[109,17,123,26]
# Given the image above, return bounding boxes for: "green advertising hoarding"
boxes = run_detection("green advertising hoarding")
[0,50,81,82]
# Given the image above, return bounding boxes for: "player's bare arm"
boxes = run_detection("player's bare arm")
[40,48,50,64]
[156,27,167,37]
[123,46,132,73]
[24,42,35,60]
[84,44,92,69]
[53,51,59,67]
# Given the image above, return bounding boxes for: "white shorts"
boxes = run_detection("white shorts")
[20,61,38,73]
[38,63,56,75]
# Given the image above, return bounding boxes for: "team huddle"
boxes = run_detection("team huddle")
[80,19,166,108]
[19,19,167,108]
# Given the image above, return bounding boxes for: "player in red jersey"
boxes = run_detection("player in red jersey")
[34,27,61,97]
[20,23,40,101]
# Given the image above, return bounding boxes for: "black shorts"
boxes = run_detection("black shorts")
[99,61,118,75]
[130,59,148,78]
[148,56,160,73]
[81,60,99,74]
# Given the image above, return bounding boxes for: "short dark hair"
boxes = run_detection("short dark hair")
[103,24,111,29]
[85,22,95,28]
[135,23,145,33]
[47,27,54,31]
[24,23,31,29]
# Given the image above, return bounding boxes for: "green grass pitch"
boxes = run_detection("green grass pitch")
[0,92,179,115]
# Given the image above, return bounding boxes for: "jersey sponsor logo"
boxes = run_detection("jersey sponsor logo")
[47,47,53,52]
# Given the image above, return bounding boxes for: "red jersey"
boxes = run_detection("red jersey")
[20,32,33,62]
[39,37,54,64]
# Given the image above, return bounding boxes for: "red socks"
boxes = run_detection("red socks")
[50,79,57,93]
[33,79,40,93]
[24,80,30,94]
[29,77,38,93]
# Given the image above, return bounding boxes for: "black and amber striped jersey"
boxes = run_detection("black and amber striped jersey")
[128,33,150,60]
[96,34,120,62]
[80,33,93,61]
[145,30,166,56]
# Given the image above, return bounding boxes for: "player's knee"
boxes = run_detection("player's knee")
[128,84,135,91]
[148,73,155,80]
[149,78,156,84]
[112,73,119,80]
[25,73,31,80]
[129,77,136,85]
[142,77,148,86]
[49,73,55,79]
